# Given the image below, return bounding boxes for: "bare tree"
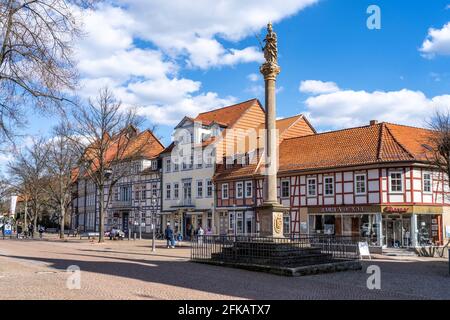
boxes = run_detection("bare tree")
[67,87,154,243]
[45,124,78,238]
[426,110,450,190]
[7,137,49,235]
[0,0,92,144]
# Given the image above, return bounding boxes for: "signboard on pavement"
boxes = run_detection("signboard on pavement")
[358,241,371,260]
[4,224,12,236]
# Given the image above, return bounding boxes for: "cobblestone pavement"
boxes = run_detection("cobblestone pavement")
[0,235,448,300]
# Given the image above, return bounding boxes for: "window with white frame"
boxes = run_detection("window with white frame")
[236,182,244,199]
[151,160,157,170]
[389,171,403,193]
[229,212,235,231]
[245,181,252,198]
[165,184,171,199]
[197,180,203,198]
[141,188,146,200]
[281,179,290,198]
[423,172,432,193]
[205,151,213,167]
[174,183,179,199]
[222,183,229,199]
[307,178,317,197]
[324,176,334,196]
[165,158,171,172]
[355,174,367,195]
[206,179,213,197]
[152,183,158,197]
[196,152,203,169]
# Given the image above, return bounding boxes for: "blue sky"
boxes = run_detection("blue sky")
[17,0,450,150]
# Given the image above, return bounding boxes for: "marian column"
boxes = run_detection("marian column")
[258,22,288,238]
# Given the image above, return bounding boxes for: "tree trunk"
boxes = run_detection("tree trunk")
[98,186,104,243]
[59,203,65,239]
[24,200,28,230]
[33,214,37,235]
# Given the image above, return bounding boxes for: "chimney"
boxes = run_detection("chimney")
[370,120,378,126]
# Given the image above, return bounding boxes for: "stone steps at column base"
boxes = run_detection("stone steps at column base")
[210,252,334,267]
[193,259,362,277]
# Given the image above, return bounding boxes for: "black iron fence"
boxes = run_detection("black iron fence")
[191,234,363,266]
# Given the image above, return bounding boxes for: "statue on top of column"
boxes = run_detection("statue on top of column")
[263,22,278,64]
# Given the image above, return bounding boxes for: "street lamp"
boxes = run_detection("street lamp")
[151,195,157,252]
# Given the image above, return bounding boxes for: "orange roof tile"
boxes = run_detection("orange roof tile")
[194,99,260,127]
[215,122,437,181]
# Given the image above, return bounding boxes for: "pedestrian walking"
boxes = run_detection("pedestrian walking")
[197,224,204,244]
[38,225,44,239]
[28,224,34,239]
[165,223,175,248]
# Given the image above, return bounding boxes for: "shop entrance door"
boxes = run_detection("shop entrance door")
[384,216,411,247]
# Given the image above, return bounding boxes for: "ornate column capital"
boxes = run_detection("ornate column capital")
[260,62,281,81]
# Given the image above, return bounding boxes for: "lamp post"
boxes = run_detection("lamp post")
[136,204,142,241]
[151,196,157,252]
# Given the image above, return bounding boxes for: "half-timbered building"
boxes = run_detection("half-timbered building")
[215,120,450,249]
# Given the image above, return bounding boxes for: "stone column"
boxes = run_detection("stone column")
[257,23,288,238]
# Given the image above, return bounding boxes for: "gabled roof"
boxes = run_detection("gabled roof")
[214,122,436,181]
[75,128,165,181]
[194,99,261,127]
[277,122,433,172]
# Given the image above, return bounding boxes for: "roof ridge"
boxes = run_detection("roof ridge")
[196,98,258,116]
[282,123,377,141]
[277,114,303,121]
[384,122,433,132]
[376,123,384,160]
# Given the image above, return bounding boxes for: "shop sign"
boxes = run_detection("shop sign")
[383,206,409,213]
[310,206,379,214]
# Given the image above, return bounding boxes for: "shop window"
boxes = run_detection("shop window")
[389,171,403,193]
[324,176,334,196]
[229,212,235,232]
[423,172,432,193]
[355,174,367,195]
[281,179,290,198]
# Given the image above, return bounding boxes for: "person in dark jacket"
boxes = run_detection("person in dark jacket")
[28,224,34,239]
[164,223,175,248]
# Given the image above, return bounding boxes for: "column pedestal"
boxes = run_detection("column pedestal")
[257,201,289,238]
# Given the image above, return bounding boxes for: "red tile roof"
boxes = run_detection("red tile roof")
[214,122,436,181]
[194,99,260,127]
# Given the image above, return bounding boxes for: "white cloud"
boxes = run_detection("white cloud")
[117,0,318,68]
[301,80,450,130]
[247,73,260,82]
[74,1,318,126]
[420,22,450,58]
[299,80,340,94]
